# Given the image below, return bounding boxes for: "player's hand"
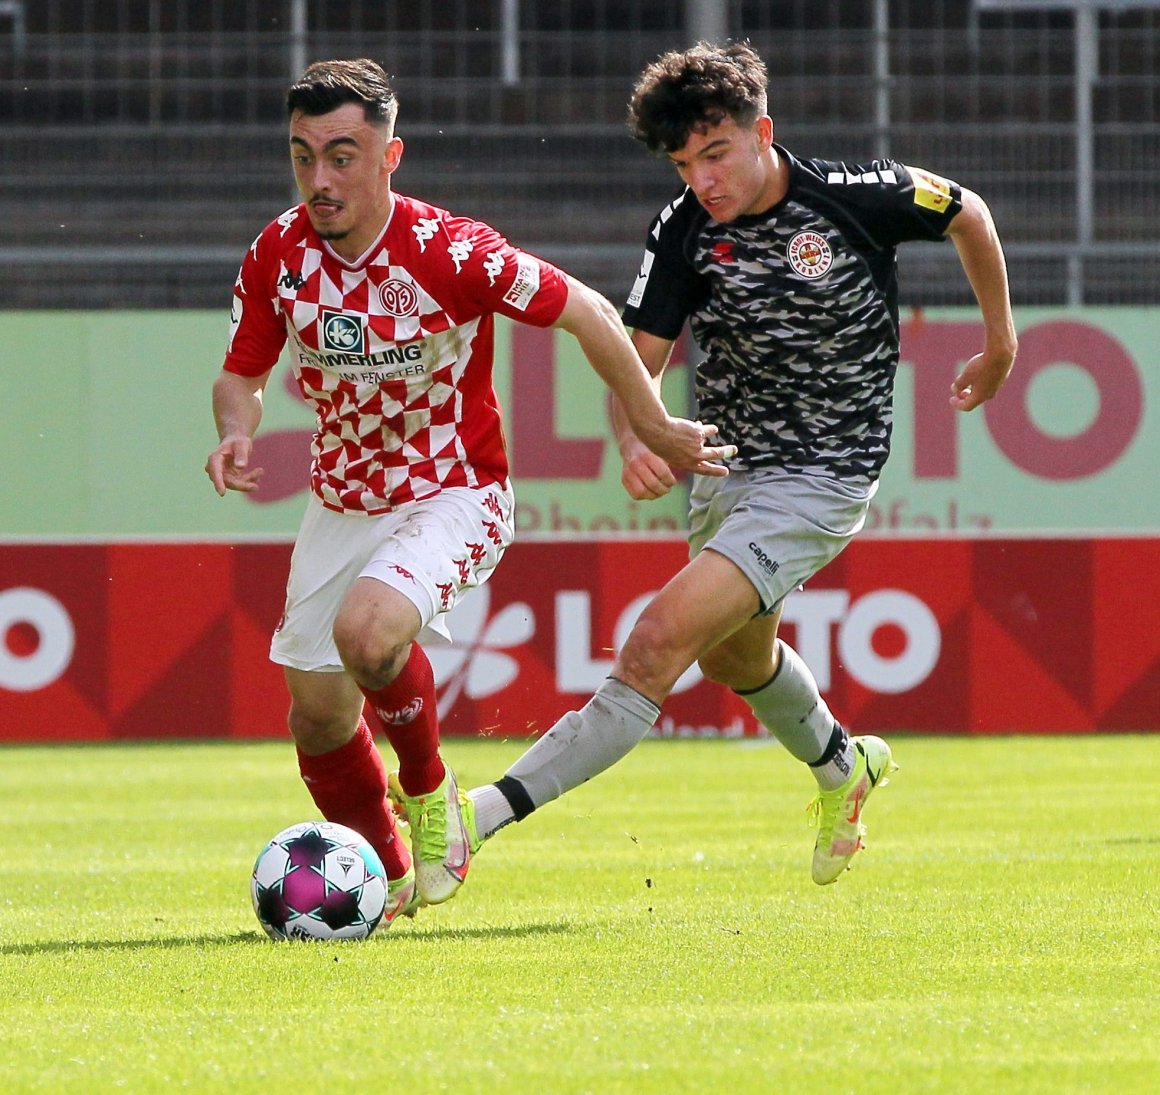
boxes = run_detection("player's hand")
[950,347,1015,412]
[621,440,679,500]
[633,416,736,479]
[205,435,265,496]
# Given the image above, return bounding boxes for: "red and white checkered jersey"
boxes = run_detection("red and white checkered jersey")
[223,194,569,514]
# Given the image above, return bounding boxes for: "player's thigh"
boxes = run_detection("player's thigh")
[357,484,514,643]
[284,666,366,753]
[273,499,388,673]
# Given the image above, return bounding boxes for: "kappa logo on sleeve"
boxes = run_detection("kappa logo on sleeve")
[483,250,505,286]
[412,217,440,252]
[503,254,541,311]
[276,206,301,237]
[448,240,474,273]
[906,166,954,213]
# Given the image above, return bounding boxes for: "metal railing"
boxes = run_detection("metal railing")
[1,5,1157,308]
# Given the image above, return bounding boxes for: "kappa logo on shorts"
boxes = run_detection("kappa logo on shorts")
[321,311,366,354]
[787,231,833,280]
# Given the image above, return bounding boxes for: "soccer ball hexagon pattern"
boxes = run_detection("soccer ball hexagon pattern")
[251,821,388,941]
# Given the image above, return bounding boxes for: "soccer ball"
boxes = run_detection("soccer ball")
[251,821,388,941]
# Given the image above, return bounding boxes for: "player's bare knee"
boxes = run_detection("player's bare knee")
[615,615,690,700]
[287,705,352,754]
[334,631,407,690]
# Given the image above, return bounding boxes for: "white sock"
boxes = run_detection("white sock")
[468,783,517,841]
[809,732,857,791]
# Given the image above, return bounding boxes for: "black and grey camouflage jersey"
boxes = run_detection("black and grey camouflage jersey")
[622,144,962,484]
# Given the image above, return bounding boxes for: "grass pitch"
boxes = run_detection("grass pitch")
[1,734,1157,1094]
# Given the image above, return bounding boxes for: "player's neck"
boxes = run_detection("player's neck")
[749,147,789,217]
[327,193,395,264]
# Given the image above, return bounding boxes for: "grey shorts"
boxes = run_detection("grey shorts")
[687,468,876,614]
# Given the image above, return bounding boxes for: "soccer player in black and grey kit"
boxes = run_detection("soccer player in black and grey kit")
[460,42,1017,885]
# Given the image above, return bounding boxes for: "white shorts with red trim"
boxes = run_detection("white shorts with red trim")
[270,483,515,672]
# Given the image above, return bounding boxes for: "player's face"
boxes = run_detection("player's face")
[289,103,402,258]
[668,114,780,222]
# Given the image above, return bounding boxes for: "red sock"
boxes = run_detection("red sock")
[360,642,445,796]
[296,717,411,880]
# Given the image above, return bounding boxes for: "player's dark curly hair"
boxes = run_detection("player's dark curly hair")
[628,41,768,153]
[286,58,398,133]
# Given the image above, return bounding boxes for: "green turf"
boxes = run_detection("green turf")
[1,735,1157,1094]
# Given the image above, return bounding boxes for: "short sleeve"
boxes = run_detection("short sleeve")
[622,191,709,340]
[222,227,288,377]
[438,216,569,328]
[848,159,963,246]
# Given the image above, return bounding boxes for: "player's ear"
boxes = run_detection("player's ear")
[755,115,774,150]
[385,136,404,175]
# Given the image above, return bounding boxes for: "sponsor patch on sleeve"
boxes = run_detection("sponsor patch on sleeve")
[503,254,541,311]
[907,166,954,213]
[627,250,654,310]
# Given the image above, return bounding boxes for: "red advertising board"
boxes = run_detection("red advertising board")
[1,538,1158,741]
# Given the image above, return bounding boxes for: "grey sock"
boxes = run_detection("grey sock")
[737,640,836,764]
[504,677,660,809]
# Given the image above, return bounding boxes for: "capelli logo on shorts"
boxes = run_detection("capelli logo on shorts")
[748,542,781,575]
[321,311,366,354]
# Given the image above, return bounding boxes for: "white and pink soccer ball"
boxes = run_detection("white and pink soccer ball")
[251,821,388,941]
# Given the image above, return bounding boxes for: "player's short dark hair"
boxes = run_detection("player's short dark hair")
[286,58,398,133]
[628,41,769,153]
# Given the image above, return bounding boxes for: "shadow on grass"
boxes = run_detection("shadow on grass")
[394,921,578,944]
[0,921,576,956]
[0,931,259,956]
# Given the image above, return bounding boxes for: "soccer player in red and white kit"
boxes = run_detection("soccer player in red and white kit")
[204,58,734,920]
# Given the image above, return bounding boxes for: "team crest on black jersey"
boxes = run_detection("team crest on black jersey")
[322,311,366,354]
[787,231,833,279]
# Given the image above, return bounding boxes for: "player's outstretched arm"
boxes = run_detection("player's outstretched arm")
[946,187,1018,412]
[553,276,734,476]
[205,368,270,496]
[608,329,682,501]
